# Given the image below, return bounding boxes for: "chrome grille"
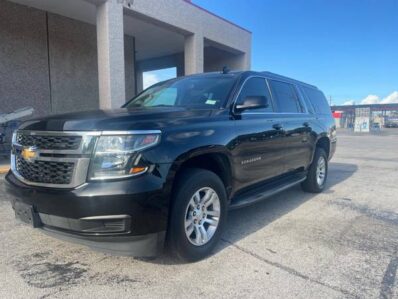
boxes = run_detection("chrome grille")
[11,130,99,188]
[16,156,74,184]
[16,133,82,150]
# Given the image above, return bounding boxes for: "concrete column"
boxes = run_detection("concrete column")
[124,35,136,100]
[184,34,204,75]
[136,70,143,93]
[242,48,252,70]
[96,0,125,109]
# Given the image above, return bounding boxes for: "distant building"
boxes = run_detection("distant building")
[331,103,398,129]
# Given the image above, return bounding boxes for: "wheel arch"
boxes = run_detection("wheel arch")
[316,136,331,157]
[167,147,233,200]
[310,135,331,164]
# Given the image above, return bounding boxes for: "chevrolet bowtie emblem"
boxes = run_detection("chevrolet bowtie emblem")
[21,146,38,162]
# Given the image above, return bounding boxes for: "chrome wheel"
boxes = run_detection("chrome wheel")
[316,156,326,186]
[184,187,221,246]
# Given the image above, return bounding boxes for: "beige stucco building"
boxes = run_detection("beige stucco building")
[0,0,252,117]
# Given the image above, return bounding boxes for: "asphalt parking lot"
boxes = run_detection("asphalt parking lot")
[1,129,398,299]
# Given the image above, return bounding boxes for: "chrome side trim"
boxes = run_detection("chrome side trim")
[101,130,161,135]
[16,130,161,136]
[17,130,102,136]
[240,112,313,116]
[80,215,131,220]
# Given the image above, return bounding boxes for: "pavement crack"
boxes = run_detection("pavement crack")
[221,238,357,298]
[379,253,398,299]
[38,289,63,299]
[331,200,398,226]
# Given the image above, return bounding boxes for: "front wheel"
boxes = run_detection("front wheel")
[168,168,227,262]
[301,148,328,193]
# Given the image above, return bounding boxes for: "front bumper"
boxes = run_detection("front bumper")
[5,165,172,256]
[42,228,166,257]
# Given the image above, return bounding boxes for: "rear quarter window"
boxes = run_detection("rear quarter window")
[302,87,331,115]
[268,80,303,113]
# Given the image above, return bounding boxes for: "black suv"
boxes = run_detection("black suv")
[6,71,336,261]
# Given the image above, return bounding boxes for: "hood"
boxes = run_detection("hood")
[18,107,225,131]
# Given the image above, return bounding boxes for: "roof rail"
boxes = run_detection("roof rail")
[261,71,317,89]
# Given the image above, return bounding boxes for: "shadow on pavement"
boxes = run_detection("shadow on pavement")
[149,162,358,264]
[219,162,358,248]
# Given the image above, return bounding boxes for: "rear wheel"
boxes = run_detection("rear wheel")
[301,148,328,193]
[168,168,227,262]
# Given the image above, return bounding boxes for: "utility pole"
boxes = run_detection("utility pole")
[329,96,332,106]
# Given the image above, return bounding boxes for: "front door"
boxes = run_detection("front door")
[231,77,286,192]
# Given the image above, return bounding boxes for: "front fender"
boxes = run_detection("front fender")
[167,145,232,180]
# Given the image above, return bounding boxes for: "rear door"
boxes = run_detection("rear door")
[268,79,313,172]
[300,85,336,159]
[232,77,286,191]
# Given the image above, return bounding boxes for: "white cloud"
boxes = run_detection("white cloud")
[342,100,355,106]
[361,94,380,105]
[143,73,160,89]
[381,91,398,104]
[340,91,398,106]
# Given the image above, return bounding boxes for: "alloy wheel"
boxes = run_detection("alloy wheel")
[184,187,221,246]
[316,156,326,186]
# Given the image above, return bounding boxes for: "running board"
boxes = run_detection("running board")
[229,173,307,210]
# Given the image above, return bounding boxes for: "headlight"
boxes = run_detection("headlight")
[89,132,160,180]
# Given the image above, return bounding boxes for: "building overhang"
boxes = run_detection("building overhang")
[8,0,251,61]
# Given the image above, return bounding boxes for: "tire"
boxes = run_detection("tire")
[168,168,227,262]
[301,148,328,193]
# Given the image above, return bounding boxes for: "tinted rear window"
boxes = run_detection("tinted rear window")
[302,87,331,115]
[268,80,302,113]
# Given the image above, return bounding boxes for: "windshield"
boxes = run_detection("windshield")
[124,74,237,109]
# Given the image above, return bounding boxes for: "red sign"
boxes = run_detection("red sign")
[332,111,343,118]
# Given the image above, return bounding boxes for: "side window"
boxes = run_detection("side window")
[236,77,273,112]
[269,80,302,113]
[301,87,331,115]
[298,86,315,114]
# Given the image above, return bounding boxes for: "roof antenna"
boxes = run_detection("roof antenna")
[222,66,230,74]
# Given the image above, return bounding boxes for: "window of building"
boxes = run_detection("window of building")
[269,80,302,113]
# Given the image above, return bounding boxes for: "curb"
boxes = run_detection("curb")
[0,166,10,174]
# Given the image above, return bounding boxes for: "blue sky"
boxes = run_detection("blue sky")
[144,0,398,105]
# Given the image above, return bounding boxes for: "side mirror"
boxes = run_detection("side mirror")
[235,96,269,112]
